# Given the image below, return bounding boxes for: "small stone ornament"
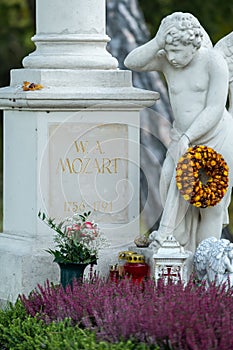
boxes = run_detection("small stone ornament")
[194,237,233,287]
[134,235,149,248]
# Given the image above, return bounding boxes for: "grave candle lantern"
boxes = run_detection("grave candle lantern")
[153,236,190,285]
[124,253,150,283]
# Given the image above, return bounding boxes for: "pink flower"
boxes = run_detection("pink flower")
[72,224,81,230]
[84,221,93,229]
[66,227,72,237]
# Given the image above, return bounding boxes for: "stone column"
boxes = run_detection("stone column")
[0,0,158,303]
[23,0,117,69]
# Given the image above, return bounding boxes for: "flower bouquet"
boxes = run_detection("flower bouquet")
[38,210,108,264]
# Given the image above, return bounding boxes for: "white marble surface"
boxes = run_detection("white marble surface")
[23,0,117,70]
[0,0,158,302]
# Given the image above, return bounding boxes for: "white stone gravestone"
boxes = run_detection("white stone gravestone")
[0,0,158,303]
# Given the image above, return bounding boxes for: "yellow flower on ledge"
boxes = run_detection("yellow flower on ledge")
[22,81,44,91]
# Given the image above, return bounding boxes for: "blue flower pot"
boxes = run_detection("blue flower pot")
[58,262,88,288]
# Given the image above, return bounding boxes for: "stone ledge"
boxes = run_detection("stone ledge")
[10,69,133,88]
[0,87,158,110]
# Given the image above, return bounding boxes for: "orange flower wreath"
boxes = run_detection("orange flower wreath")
[176,145,229,208]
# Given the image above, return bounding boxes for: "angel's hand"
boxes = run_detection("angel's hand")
[155,18,176,49]
[168,134,190,164]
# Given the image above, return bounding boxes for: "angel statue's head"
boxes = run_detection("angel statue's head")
[162,12,203,49]
[161,12,204,68]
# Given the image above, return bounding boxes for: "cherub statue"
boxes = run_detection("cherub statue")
[124,12,233,253]
[194,237,233,287]
[193,236,218,281]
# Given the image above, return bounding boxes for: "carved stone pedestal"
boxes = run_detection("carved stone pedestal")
[0,0,158,303]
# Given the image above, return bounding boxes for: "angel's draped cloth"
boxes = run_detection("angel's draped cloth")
[158,109,233,253]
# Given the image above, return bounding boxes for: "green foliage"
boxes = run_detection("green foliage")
[0,300,159,350]
[0,299,27,326]
[138,0,233,42]
[0,0,34,87]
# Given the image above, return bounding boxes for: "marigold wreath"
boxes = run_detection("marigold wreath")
[176,145,229,208]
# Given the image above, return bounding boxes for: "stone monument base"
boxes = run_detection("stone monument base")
[0,233,137,304]
[0,233,59,304]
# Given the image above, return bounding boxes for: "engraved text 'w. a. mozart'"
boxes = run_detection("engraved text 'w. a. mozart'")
[56,140,120,175]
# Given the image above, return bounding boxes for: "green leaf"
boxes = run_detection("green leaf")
[79,214,86,222]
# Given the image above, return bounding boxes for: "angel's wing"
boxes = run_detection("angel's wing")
[215,32,233,82]
[201,25,213,49]
[193,237,217,280]
[207,239,230,284]
[214,32,233,115]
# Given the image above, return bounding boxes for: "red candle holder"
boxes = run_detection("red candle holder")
[124,253,150,284]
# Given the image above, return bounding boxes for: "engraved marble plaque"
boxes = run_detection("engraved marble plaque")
[48,123,129,223]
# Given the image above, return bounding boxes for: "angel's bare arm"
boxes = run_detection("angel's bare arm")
[124,38,163,72]
[124,20,174,72]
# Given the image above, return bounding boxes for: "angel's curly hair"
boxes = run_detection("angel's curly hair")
[162,12,203,49]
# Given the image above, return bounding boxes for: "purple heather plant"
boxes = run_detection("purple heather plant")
[21,278,233,350]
